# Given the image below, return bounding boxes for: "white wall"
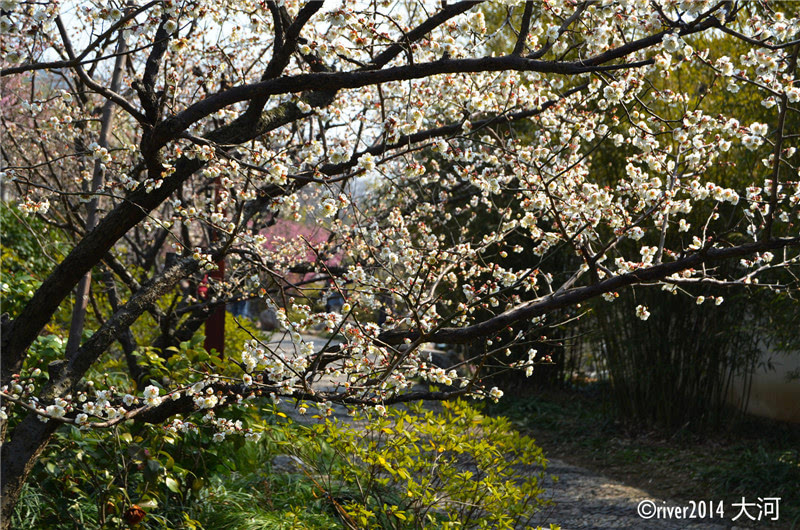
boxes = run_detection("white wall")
[728,350,800,423]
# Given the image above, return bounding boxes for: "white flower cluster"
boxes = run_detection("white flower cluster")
[166,418,198,435]
[143,385,162,407]
[18,197,50,215]
[192,248,218,271]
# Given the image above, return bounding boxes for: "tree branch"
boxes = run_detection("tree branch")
[152,54,638,147]
[378,237,800,345]
[54,16,147,124]
[513,1,535,55]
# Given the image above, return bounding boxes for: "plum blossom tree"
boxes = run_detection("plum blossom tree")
[1,0,800,520]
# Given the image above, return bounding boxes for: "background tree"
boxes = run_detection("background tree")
[2,0,800,522]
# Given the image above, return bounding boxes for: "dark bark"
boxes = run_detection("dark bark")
[135,15,172,123]
[151,308,209,353]
[243,0,323,123]
[0,3,780,523]
[1,156,201,385]
[1,89,348,509]
[152,55,634,146]
[0,415,60,527]
[102,270,146,387]
[513,1,535,55]
[0,0,497,381]
[370,1,483,68]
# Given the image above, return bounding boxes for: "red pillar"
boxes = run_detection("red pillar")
[204,259,225,356]
[204,175,225,356]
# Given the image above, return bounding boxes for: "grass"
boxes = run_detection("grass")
[183,419,345,530]
[488,386,800,529]
[188,474,342,530]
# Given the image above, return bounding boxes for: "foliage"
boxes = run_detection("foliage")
[579,28,800,430]
[593,282,761,430]
[11,397,552,529]
[0,203,66,321]
[698,447,800,526]
[129,311,265,386]
[9,398,333,529]
[289,399,550,529]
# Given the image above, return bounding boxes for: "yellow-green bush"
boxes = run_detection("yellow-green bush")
[287,399,552,529]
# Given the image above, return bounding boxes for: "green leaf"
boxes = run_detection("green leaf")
[159,450,175,470]
[139,498,158,509]
[165,477,180,493]
[192,477,206,492]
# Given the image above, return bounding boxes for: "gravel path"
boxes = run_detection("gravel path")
[530,458,732,529]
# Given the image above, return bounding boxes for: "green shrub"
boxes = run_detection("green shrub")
[289,399,552,529]
[0,202,68,323]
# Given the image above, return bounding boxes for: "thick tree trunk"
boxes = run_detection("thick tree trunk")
[0,417,59,528]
